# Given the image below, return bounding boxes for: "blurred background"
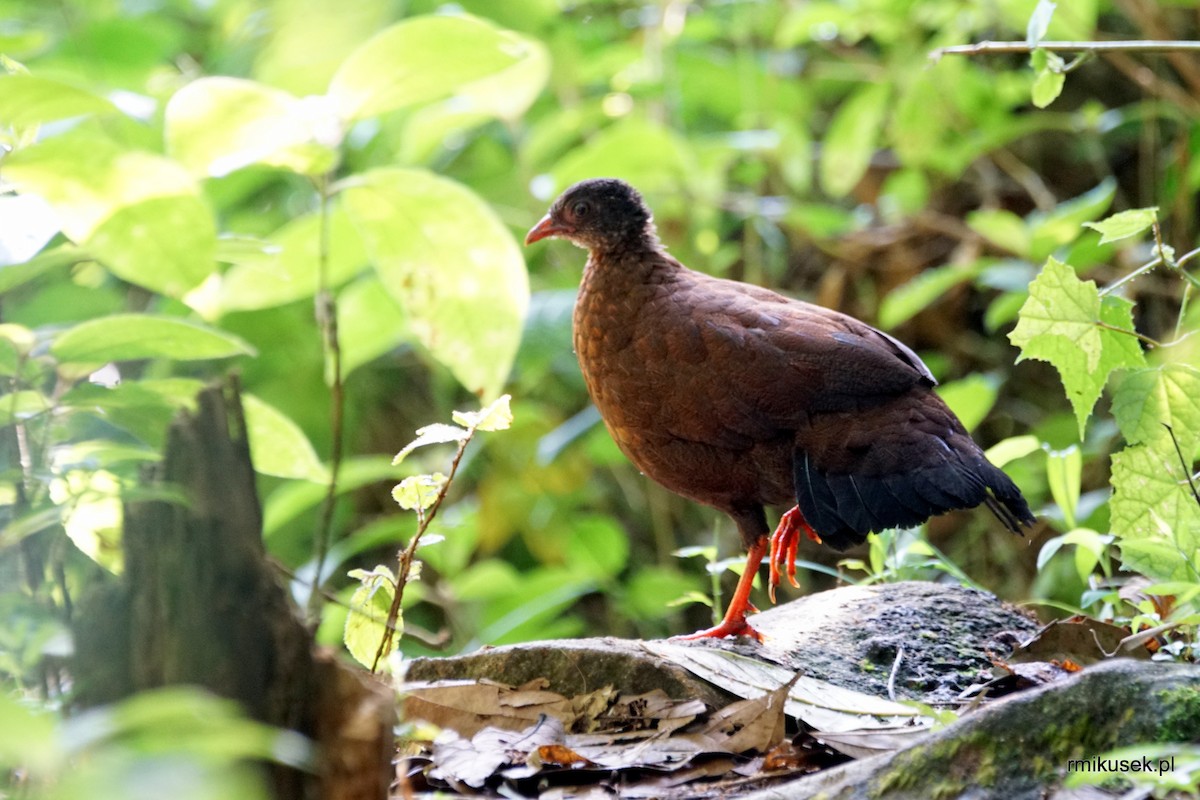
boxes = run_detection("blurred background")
[2,0,1197,679]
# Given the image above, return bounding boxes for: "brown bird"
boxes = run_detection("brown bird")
[525,178,1035,641]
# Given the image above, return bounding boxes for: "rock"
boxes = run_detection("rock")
[741,658,1200,800]
[406,581,1038,706]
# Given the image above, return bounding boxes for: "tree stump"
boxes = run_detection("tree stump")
[73,380,394,800]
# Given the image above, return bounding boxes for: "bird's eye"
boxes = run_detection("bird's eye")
[572,201,591,217]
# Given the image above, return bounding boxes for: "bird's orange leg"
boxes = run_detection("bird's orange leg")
[675,536,768,642]
[768,506,821,603]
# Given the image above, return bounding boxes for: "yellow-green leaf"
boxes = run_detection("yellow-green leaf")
[392,473,448,511]
[344,566,396,668]
[1083,207,1159,245]
[451,394,514,432]
[51,315,255,363]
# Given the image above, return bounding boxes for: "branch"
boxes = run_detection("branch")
[931,40,1200,61]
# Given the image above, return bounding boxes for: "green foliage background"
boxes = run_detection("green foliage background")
[2,0,1199,789]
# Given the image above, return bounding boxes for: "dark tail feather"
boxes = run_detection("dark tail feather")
[794,449,1035,548]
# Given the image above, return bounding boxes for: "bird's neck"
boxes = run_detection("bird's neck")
[583,237,673,288]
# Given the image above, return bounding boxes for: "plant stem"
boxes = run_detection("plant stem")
[309,172,344,619]
[370,427,476,673]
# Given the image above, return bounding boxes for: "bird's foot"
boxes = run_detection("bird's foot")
[673,614,764,642]
[768,506,820,603]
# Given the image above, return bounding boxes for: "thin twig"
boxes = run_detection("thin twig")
[887,645,905,703]
[931,40,1200,61]
[309,172,344,618]
[370,430,476,673]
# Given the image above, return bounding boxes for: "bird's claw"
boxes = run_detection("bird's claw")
[673,615,764,642]
[768,506,818,603]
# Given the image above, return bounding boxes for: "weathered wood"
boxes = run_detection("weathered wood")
[73,379,394,800]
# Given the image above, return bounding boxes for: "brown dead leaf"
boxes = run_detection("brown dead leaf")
[700,674,795,754]
[812,726,935,759]
[1010,618,1152,665]
[402,679,577,737]
[430,715,565,788]
[536,744,596,768]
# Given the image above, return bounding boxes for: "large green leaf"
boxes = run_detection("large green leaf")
[0,74,116,128]
[1008,258,1146,436]
[218,206,368,312]
[819,83,890,198]
[1110,442,1200,583]
[165,77,339,177]
[335,274,409,379]
[341,168,529,399]
[243,394,328,482]
[328,14,534,121]
[4,133,215,295]
[550,116,692,194]
[51,315,255,363]
[1112,364,1200,455]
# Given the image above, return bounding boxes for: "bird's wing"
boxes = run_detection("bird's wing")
[642,268,935,445]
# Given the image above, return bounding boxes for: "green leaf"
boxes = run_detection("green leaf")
[393,424,468,465]
[344,566,397,668]
[51,315,255,363]
[1029,179,1116,261]
[1045,444,1082,529]
[879,262,985,330]
[564,515,630,580]
[1026,0,1057,46]
[242,394,328,482]
[1111,364,1200,455]
[1030,49,1065,108]
[165,76,339,177]
[0,244,84,293]
[3,134,216,296]
[550,116,691,193]
[451,394,514,432]
[0,389,51,426]
[1111,443,1200,583]
[1008,258,1145,436]
[819,83,890,198]
[1083,207,1159,245]
[342,168,529,399]
[218,206,368,312]
[328,14,533,121]
[985,434,1043,468]
[966,209,1031,258]
[392,473,448,511]
[334,274,409,380]
[0,74,116,128]
[85,195,217,297]
[935,373,1000,433]
[0,690,58,771]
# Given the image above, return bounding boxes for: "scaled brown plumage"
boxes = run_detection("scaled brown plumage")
[526,178,1035,640]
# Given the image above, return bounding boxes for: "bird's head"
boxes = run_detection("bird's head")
[524,178,656,253]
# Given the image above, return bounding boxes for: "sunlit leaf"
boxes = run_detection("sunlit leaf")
[1008,258,1145,435]
[342,168,528,399]
[966,209,1031,258]
[393,424,469,465]
[166,76,340,177]
[1026,0,1057,46]
[1111,443,1200,583]
[819,83,890,198]
[344,565,397,669]
[243,394,328,482]
[550,116,692,194]
[451,395,514,432]
[3,133,215,296]
[1028,179,1116,260]
[392,473,448,511]
[328,14,533,121]
[1083,207,1159,245]
[51,315,255,363]
[1111,365,1200,455]
[0,74,116,128]
[218,206,367,312]
[334,274,409,379]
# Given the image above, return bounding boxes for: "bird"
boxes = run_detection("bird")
[524,178,1035,641]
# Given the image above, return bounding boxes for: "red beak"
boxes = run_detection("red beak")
[524,214,570,245]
